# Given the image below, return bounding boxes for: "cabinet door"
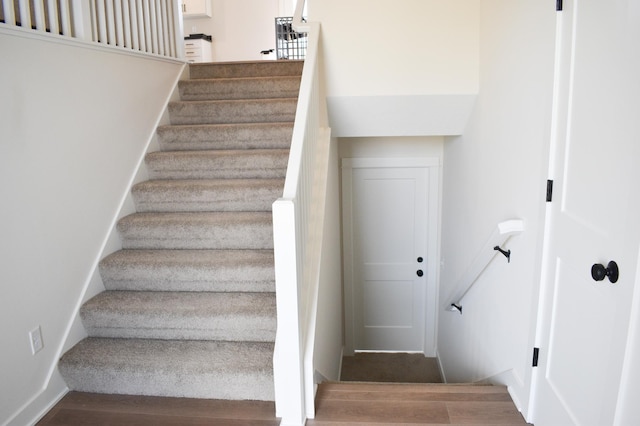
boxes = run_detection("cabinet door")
[183,0,211,18]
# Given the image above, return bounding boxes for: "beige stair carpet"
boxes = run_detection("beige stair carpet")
[58,60,303,401]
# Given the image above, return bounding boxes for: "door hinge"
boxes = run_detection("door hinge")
[546,180,554,202]
[532,347,540,367]
[556,0,563,11]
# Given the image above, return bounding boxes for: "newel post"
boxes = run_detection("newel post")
[272,199,306,426]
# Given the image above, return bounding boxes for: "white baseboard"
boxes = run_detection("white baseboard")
[3,375,68,426]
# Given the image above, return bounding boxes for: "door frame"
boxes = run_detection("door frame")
[341,157,441,357]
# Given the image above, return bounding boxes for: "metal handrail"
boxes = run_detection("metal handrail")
[445,219,525,313]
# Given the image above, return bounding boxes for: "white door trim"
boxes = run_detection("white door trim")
[342,157,441,356]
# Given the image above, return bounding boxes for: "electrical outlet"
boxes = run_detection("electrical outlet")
[29,326,43,355]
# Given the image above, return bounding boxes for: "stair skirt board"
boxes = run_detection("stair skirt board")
[58,60,303,402]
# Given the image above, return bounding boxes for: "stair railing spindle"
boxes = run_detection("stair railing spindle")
[16,0,31,29]
[121,0,132,49]
[2,0,16,25]
[149,0,158,54]
[31,0,45,31]
[127,0,139,50]
[94,0,107,44]
[141,0,152,53]
[135,0,146,52]
[160,0,172,56]
[45,0,59,35]
[58,0,72,36]
[113,0,124,46]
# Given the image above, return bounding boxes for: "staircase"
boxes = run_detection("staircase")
[58,60,304,401]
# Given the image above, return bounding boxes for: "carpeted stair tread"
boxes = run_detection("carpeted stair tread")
[189,60,304,79]
[100,249,275,292]
[156,122,293,151]
[131,179,285,212]
[81,291,276,341]
[117,212,273,250]
[58,338,275,400]
[179,76,301,101]
[168,98,297,125]
[145,149,289,180]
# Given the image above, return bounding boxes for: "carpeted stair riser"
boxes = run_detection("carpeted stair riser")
[169,98,297,125]
[179,76,301,101]
[99,249,275,293]
[81,291,276,341]
[59,338,275,401]
[189,60,304,79]
[145,149,289,180]
[117,212,274,250]
[156,123,294,151]
[131,179,285,212]
[59,60,301,402]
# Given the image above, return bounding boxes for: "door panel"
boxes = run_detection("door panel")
[533,0,640,424]
[352,167,427,352]
[342,158,439,355]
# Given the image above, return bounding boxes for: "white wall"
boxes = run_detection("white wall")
[339,136,443,160]
[184,0,281,62]
[437,0,555,417]
[310,135,343,383]
[310,0,479,137]
[0,30,183,425]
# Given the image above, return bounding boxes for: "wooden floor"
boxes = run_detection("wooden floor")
[38,354,530,424]
[38,383,529,425]
[37,391,279,425]
[308,382,530,425]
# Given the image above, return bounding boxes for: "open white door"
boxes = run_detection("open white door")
[532,0,640,424]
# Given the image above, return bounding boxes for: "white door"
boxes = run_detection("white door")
[342,158,439,355]
[533,0,640,424]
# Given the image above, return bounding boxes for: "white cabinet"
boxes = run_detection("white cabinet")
[184,38,213,63]
[182,0,212,18]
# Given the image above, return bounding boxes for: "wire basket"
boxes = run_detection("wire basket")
[275,17,307,60]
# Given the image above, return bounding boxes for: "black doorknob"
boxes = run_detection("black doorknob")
[591,261,619,283]
[417,257,424,263]
[417,270,424,277]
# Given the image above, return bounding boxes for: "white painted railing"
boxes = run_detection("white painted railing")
[272,0,329,424]
[445,219,525,313]
[0,0,184,59]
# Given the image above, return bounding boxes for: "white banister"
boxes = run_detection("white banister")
[273,0,330,424]
[1,0,184,60]
[445,219,525,313]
